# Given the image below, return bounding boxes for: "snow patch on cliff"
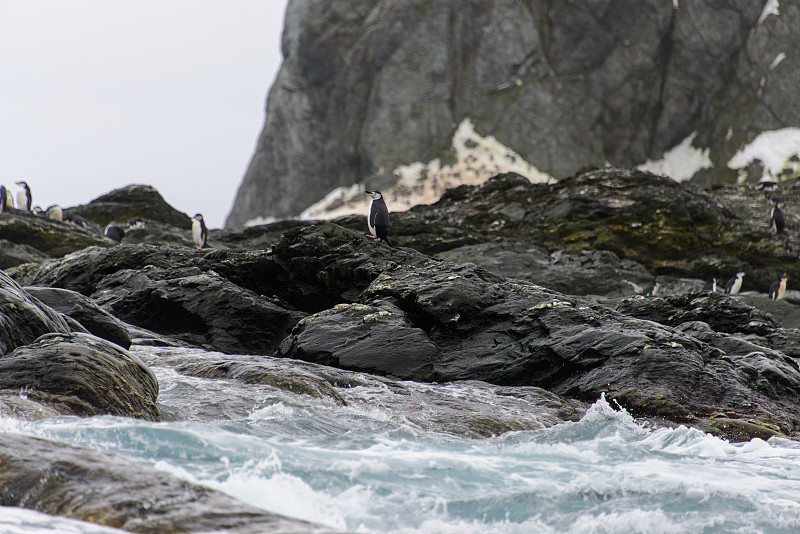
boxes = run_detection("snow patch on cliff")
[727,128,800,181]
[758,0,780,25]
[637,132,712,182]
[298,118,553,220]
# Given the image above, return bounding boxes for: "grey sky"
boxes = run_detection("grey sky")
[0,0,287,228]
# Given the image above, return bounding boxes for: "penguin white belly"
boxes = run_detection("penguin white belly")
[367,201,378,238]
[192,220,203,246]
[731,279,742,294]
[16,190,27,210]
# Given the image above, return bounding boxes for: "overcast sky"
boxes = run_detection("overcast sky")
[0,0,288,229]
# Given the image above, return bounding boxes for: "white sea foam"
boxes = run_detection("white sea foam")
[0,506,126,534]
[4,360,800,533]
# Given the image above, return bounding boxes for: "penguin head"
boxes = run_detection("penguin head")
[365,190,383,200]
[737,271,745,279]
[193,213,204,222]
[15,180,27,188]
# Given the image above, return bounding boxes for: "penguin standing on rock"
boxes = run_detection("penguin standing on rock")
[0,186,7,214]
[64,214,89,228]
[192,213,207,249]
[104,223,125,243]
[15,181,31,211]
[642,280,660,297]
[3,186,14,210]
[769,274,789,300]
[725,272,745,295]
[771,204,786,234]
[46,204,62,221]
[703,278,717,292]
[365,190,392,246]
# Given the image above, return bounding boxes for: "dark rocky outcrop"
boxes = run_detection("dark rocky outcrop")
[227,0,799,225]
[0,431,340,533]
[65,184,192,228]
[0,332,159,420]
[9,171,800,443]
[330,170,800,293]
[25,286,132,349]
[17,245,307,354]
[0,209,110,261]
[271,222,800,441]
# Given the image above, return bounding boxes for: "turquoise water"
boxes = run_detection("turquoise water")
[3,347,800,533]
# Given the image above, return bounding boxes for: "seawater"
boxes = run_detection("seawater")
[3,346,800,534]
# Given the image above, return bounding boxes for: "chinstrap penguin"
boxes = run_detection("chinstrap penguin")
[46,204,62,221]
[15,180,31,211]
[642,280,660,297]
[64,214,89,228]
[104,223,125,243]
[702,277,717,292]
[192,213,207,249]
[0,185,7,213]
[127,217,146,230]
[768,194,785,209]
[770,205,786,234]
[725,272,745,295]
[365,190,392,246]
[756,173,778,191]
[768,274,788,300]
[3,186,14,210]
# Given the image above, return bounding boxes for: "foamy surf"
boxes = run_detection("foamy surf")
[3,351,800,533]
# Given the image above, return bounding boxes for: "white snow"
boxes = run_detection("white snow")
[297,118,553,220]
[637,132,712,182]
[727,127,800,179]
[758,0,780,25]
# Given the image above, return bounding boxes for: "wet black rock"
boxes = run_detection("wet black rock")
[146,347,588,439]
[16,244,307,354]
[0,332,159,420]
[0,239,50,269]
[274,222,800,440]
[0,431,341,533]
[93,269,305,354]
[25,286,132,349]
[0,270,72,356]
[615,291,780,336]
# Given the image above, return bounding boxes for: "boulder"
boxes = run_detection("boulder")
[0,332,159,420]
[92,270,306,354]
[0,270,72,356]
[0,239,50,269]
[0,431,341,533]
[64,184,192,228]
[25,286,132,349]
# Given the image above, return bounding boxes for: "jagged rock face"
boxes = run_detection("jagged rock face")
[226,0,798,226]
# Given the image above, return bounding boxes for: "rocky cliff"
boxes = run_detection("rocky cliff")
[226,0,800,227]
